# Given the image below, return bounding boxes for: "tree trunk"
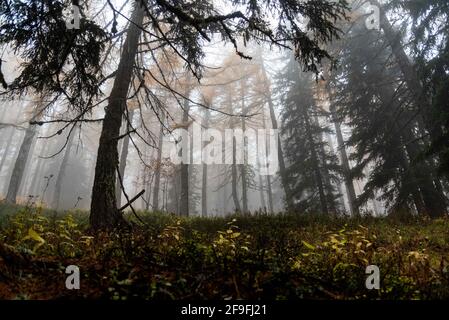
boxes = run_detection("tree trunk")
[303,107,329,215]
[89,2,144,229]
[152,122,164,211]
[330,104,359,216]
[401,124,447,217]
[258,53,294,211]
[179,86,191,216]
[232,137,242,212]
[201,109,210,217]
[51,129,76,210]
[240,85,248,213]
[257,157,267,212]
[0,105,23,181]
[314,114,337,214]
[116,109,135,206]
[374,0,447,176]
[5,118,38,204]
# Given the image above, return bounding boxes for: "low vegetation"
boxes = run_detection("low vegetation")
[1,203,448,300]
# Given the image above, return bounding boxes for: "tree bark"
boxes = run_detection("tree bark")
[5,115,39,204]
[51,129,76,210]
[152,122,164,211]
[232,137,242,212]
[179,86,191,216]
[303,107,329,215]
[116,109,135,206]
[330,104,359,216]
[0,105,23,181]
[89,2,144,229]
[201,109,210,217]
[258,53,294,211]
[240,84,248,213]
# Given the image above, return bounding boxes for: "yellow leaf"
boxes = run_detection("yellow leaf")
[302,240,315,250]
[23,228,45,244]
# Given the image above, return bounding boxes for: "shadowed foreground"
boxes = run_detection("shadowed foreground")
[0,203,448,299]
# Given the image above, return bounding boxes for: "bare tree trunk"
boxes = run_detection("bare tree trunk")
[51,129,76,210]
[116,109,135,206]
[152,122,164,211]
[5,114,39,204]
[330,104,359,216]
[258,54,294,211]
[241,89,248,213]
[256,118,267,212]
[262,119,274,214]
[179,87,191,216]
[0,106,23,179]
[232,137,241,212]
[257,158,267,212]
[303,107,328,215]
[313,114,337,214]
[90,2,144,229]
[201,109,210,217]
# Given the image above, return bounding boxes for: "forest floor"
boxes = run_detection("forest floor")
[0,202,448,300]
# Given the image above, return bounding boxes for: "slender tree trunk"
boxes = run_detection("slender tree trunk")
[89,2,144,229]
[5,115,39,204]
[257,156,267,212]
[116,109,135,206]
[152,122,164,211]
[232,137,242,212]
[51,129,76,210]
[240,87,248,213]
[313,114,337,214]
[303,108,329,214]
[0,106,23,178]
[330,104,359,215]
[201,109,210,217]
[179,86,191,216]
[258,54,294,211]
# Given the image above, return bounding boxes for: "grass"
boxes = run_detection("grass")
[0,202,448,299]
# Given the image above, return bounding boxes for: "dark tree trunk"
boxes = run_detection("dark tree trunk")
[260,69,294,210]
[257,156,267,212]
[51,129,76,210]
[116,109,135,206]
[240,86,248,213]
[201,109,210,217]
[232,137,242,212]
[152,122,164,211]
[330,104,359,216]
[201,162,207,217]
[179,87,191,216]
[314,114,337,214]
[303,107,329,215]
[89,2,144,229]
[401,125,447,217]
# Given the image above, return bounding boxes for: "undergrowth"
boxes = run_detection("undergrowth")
[0,203,448,299]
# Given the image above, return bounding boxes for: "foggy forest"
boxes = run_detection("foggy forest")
[0,0,449,301]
